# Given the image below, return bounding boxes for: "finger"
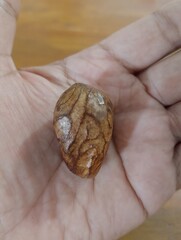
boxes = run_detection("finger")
[0,0,20,55]
[22,1,181,89]
[168,101,181,141]
[174,143,181,189]
[138,49,181,106]
[100,0,181,71]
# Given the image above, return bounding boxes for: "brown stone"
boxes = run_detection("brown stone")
[53,83,113,178]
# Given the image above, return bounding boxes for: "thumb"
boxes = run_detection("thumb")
[0,0,20,56]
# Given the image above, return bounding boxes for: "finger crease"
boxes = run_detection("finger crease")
[62,59,77,87]
[98,42,134,73]
[153,10,181,50]
[141,76,169,106]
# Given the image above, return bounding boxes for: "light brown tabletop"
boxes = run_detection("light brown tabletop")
[13,0,181,239]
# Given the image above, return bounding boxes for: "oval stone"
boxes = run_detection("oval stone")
[53,83,113,178]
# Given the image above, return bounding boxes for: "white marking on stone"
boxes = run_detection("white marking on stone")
[86,159,92,168]
[97,93,104,105]
[58,116,71,137]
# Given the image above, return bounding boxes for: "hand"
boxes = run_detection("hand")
[0,0,181,239]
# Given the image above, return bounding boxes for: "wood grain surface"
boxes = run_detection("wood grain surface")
[12,0,181,239]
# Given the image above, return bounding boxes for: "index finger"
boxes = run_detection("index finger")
[100,0,181,72]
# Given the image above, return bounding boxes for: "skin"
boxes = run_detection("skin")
[0,0,181,239]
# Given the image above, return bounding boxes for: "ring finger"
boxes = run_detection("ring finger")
[139,49,181,107]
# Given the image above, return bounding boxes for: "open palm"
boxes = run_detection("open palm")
[1,1,181,240]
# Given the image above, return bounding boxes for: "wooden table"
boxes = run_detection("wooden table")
[13,0,181,239]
